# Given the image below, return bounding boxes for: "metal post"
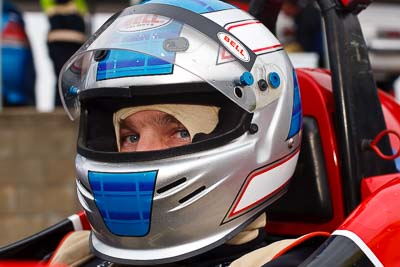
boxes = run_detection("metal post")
[317,0,397,214]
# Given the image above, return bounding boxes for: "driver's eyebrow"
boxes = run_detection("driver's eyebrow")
[153,113,183,126]
[141,113,182,126]
[120,112,184,131]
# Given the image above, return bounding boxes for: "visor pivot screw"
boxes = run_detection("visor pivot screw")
[268,72,281,89]
[240,72,254,86]
[257,79,268,91]
[288,138,294,149]
[68,86,79,96]
[249,124,259,134]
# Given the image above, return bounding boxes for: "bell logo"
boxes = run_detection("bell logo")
[119,14,172,32]
[218,32,250,62]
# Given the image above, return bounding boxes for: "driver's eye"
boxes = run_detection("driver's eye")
[124,134,140,144]
[176,129,190,139]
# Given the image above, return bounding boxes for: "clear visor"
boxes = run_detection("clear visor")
[59,6,259,120]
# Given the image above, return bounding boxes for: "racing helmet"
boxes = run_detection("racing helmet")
[59,0,302,265]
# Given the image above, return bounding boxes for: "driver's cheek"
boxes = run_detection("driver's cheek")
[168,134,191,148]
[120,142,138,152]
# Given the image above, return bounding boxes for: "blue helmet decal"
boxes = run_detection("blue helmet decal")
[96,19,184,80]
[287,69,302,139]
[89,170,158,236]
[96,50,174,80]
[142,0,235,14]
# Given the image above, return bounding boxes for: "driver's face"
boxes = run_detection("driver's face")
[119,110,192,152]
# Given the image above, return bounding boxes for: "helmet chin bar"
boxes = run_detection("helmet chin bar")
[76,129,300,265]
[89,209,268,265]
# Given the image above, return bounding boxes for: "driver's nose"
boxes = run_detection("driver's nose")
[135,133,168,152]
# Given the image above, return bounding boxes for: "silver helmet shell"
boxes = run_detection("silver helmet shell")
[59,0,302,265]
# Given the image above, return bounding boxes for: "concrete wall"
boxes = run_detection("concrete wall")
[0,108,80,246]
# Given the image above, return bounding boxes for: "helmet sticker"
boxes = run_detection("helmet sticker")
[217,32,250,62]
[118,14,172,32]
[88,170,158,237]
[217,47,235,65]
[223,149,300,223]
[96,50,174,80]
[287,69,302,139]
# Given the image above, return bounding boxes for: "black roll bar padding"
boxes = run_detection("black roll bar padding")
[316,0,397,214]
[0,218,74,260]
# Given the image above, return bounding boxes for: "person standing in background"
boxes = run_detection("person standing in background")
[41,0,89,106]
